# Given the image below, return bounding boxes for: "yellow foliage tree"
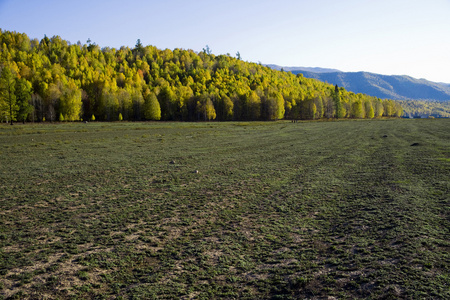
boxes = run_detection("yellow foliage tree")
[144,92,161,120]
[59,79,82,121]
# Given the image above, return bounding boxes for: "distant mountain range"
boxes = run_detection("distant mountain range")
[266,65,341,74]
[268,65,450,101]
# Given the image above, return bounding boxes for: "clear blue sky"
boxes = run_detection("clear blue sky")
[1,0,449,83]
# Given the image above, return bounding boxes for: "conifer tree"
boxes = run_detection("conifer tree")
[333,85,343,119]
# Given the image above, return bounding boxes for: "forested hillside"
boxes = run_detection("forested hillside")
[294,70,450,101]
[396,100,450,118]
[0,30,402,123]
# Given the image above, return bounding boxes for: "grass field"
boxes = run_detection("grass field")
[0,119,449,299]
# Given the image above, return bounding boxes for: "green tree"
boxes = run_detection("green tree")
[203,45,212,55]
[351,100,364,118]
[101,86,119,121]
[131,88,144,120]
[0,66,17,125]
[333,85,343,119]
[196,93,216,121]
[394,102,403,117]
[15,78,33,123]
[311,103,317,120]
[117,88,132,120]
[366,101,375,119]
[215,95,233,121]
[45,83,61,122]
[59,79,82,121]
[135,39,143,52]
[144,92,161,120]
[261,95,278,120]
[175,85,194,120]
[246,90,261,120]
[158,85,176,120]
[383,100,393,116]
[221,95,234,120]
[275,92,285,120]
[374,99,384,117]
[315,96,324,119]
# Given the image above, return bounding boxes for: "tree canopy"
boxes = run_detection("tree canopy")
[0,30,403,122]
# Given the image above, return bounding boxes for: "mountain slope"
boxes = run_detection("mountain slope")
[291,70,450,101]
[267,65,341,73]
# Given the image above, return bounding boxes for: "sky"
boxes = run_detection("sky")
[1,0,449,83]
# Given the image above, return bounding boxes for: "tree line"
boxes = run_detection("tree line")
[0,30,403,123]
[396,100,450,118]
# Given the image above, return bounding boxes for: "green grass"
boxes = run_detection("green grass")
[0,119,449,299]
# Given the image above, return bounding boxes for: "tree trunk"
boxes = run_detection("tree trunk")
[10,101,13,125]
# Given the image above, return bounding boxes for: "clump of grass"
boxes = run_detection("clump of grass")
[77,270,90,281]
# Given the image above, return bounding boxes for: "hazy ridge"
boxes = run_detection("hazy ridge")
[269,65,450,101]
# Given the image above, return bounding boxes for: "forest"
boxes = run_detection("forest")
[397,100,450,118]
[0,30,403,123]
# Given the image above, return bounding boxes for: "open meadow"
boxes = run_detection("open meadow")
[0,119,449,299]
